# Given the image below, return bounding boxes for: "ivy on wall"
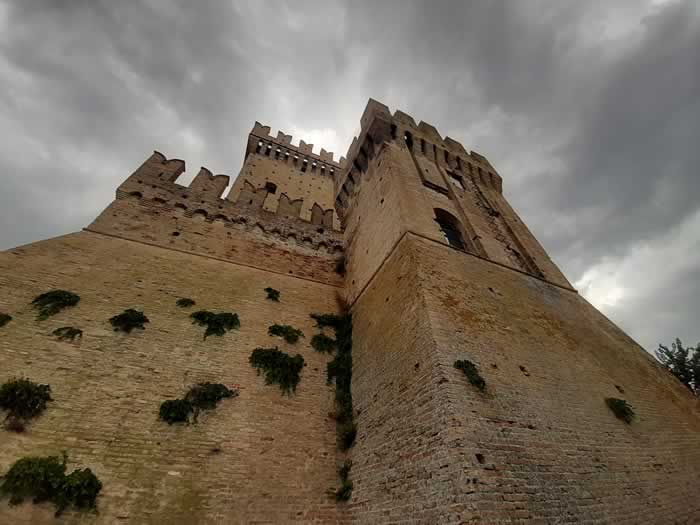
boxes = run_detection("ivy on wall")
[606,397,635,424]
[264,287,280,301]
[109,309,149,333]
[176,298,196,308]
[249,347,304,395]
[311,333,336,353]
[268,324,304,344]
[311,313,356,450]
[53,327,83,342]
[0,453,102,516]
[0,378,52,433]
[190,311,240,339]
[159,383,238,425]
[31,290,80,321]
[454,360,486,391]
[335,460,353,502]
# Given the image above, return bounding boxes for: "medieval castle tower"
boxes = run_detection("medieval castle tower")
[1,99,699,523]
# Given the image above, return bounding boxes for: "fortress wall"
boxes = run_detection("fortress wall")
[89,194,344,287]
[413,235,700,523]
[348,238,454,524]
[0,231,343,524]
[346,233,700,524]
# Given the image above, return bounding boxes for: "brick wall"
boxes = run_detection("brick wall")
[347,234,700,523]
[0,231,344,524]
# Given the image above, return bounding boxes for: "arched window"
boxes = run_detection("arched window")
[434,208,465,250]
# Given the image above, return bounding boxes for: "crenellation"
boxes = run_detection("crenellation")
[248,123,343,168]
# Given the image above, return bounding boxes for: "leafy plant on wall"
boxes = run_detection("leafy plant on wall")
[249,348,305,395]
[311,313,356,450]
[109,309,149,333]
[53,327,83,342]
[264,287,280,301]
[159,383,239,425]
[454,360,486,391]
[190,311,240,339]
[268,324,304,344]
[0,378,52,433]
[0,452,102,516]
[31,290,80,321]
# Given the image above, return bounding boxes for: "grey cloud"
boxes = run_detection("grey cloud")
[1,0,699,351]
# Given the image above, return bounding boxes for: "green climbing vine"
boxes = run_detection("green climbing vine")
[249,347,304,395]
[31,290,80,321]
[159,383,238,425]
[0,313,11,328]
[311,313,356,450]
[190,311,240,339]
[268,323,304,344]
[605,397,635,423]
[176,298,196,308]
[264,287,280,301]
[0,378,52,432]
[0,453,102,516]
[53,327,83,342]
[335,460,353,502]
[311,333,336,353]
[454,360,486,391]
[109,309,149,333]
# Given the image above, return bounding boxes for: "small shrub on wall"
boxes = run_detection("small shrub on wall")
[31,290,80,321]
[454,360,486,391]
[109,309,149,333]
[0,453,102,516]
[53,327,83,342]
[159,383,238,425]
[249,348,304,395]
[264,287,280,301]
[190,311,240,339]
[0,378,52,432]
[311,333,336,353]
[605,397,635,423]
[176,298,196,308]
[335,460,353,502]
[268,324,304,344]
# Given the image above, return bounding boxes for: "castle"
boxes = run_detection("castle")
[1,99,699,524]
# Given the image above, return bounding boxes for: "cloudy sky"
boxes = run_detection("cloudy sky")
[1,0,699,352]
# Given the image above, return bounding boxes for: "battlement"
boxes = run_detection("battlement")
[116,151,341,238]
[336,99,502,215]
[247,122,346,171]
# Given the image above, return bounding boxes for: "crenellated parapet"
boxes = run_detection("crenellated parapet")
[247,122,346,177]
[335,99,503,218]
[113,151,343,254]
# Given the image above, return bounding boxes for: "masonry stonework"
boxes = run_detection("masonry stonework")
[1,99,698,524]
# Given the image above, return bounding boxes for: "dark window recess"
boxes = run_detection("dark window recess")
[434,209,466,250]
[265,182,277,194]
[447,171,465,191]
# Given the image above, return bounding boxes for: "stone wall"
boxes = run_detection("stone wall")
[0,231,343,524]
[347,234,700,523]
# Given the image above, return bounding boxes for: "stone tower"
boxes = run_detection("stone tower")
[1,99,699,524]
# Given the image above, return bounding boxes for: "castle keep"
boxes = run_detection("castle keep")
[1,99,699,523]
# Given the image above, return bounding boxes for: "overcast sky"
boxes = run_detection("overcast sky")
[1,0,699,352]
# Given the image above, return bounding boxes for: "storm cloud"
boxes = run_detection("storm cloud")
[1,0,699,352]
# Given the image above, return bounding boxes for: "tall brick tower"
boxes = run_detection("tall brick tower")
[1,99,699,524]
